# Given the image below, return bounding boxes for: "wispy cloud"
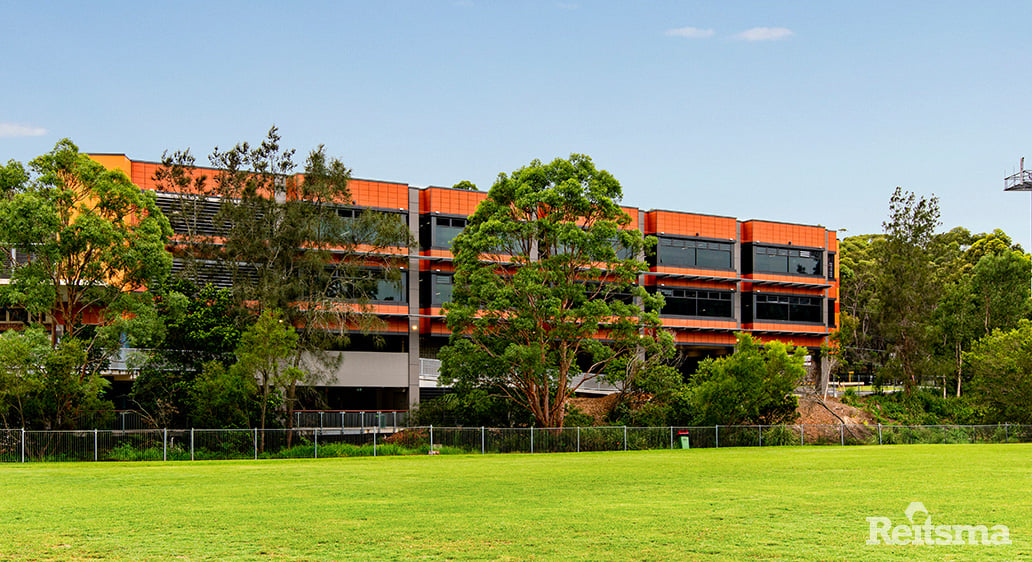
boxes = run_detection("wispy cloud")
[665,26,716,39]
[732,27,794,41]
[0,123,47,138]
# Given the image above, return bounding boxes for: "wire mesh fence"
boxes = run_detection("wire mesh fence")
[1,424,1029,463]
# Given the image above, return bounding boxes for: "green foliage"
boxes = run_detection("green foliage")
[451,180,478,191]
[965,319,1032,424]
[234,310,303,433]
[130,281,245,428]
[158,127,413,357]
[20,336,113,429]
[876,188,941,393]
[440,154,675,428]
[0,327,49,427]
[848,390,976,425]
[409,389,531,427]
[0,139,172,387]
[189,361,259,429]
[683,334,804,426]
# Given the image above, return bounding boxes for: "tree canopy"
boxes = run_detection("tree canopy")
[439,154,675,428]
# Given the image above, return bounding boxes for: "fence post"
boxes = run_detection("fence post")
[577,426,581,453]
[374,424,378,457]
[670,427,674,450]
[481,427,485,455]
[429,425,433,453]
[715,425,719,448]
[21,428,25,463]
[94,428,98,461]
[623,426,628,452]
[253,428,258,460]
[840,424,844,446]
[190,428,194,461]
[878,423,882,445]
[163,428,168,462]
[758,425,763,447]
[530,427,534,454]
[314,428,319,459]
[1005,423,1009,443]
[361,412,365,435]
[800,425,804,446]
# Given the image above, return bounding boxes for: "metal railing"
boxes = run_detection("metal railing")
[293,410,407,430]
[1,423,1029,463]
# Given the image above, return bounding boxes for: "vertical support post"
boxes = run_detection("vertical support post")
[429,425,433,453]
[481,427,485,455]
[800,425,804,446]
[94,428,98,461]
[361,412,365,435]
[164,428,168,462]
[577,426,581,453]
[715,425,719,448]
[314,428,319,459]
[530,427,534,454]
[254,428,258,460]
[840,424,844,446]
[878,423,882,445]
[758,425,762,447]
[190,428,194,461]
[623,426,628,452]
[1005,423,1009,443]
[373,424,378,457]
[21,428,25,463]
[670,427,674,450]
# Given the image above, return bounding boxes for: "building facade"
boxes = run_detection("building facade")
[84,154,838,411]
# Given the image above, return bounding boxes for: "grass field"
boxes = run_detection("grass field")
[1,444,1029,560]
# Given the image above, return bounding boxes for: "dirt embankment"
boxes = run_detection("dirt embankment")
[568,393,883,426]
[795,395,880,426]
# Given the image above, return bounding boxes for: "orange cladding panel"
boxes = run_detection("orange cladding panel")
[645,211,736,239]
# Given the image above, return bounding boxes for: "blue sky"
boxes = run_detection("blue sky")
[4,1,1032,247]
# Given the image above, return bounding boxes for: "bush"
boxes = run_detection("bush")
[762,425,798,447]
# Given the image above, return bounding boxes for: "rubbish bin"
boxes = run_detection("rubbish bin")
[678,431,690,449]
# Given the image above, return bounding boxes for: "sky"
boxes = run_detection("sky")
[3,1,1032,248]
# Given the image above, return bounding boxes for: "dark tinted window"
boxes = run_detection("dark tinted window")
[434,217,467,249]
[657,237,732,269]
[751,246,822,276]
[658,288,733,318]
[754,294,822,323]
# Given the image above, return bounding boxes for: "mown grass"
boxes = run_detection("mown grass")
[0,444,1029,560]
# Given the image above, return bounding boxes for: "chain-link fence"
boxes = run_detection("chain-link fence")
[1,423,1029,463]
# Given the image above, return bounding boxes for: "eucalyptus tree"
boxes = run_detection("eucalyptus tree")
[439,154,675,428]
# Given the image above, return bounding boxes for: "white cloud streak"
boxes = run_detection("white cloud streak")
[733,27,794,41]
[665,26,716,39]
[0,123,48,138]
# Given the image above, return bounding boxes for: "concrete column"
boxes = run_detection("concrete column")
[407,187,421,409]
[734,221,742,329]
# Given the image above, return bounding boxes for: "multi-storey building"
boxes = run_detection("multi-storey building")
[80,154,838,412]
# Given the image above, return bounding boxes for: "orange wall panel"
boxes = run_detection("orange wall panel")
[742,220,827,248]
[349,179,409,210]
[422,187,487,216]
[646,211,737,240]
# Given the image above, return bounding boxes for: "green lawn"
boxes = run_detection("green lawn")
[0,444,1028,560]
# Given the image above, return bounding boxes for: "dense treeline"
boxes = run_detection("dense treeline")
[0,132,409,432]
[835,189,1031,424]
[3,137,1031,429]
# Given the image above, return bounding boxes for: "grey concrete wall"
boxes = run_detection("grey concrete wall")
[303,351,409,387]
